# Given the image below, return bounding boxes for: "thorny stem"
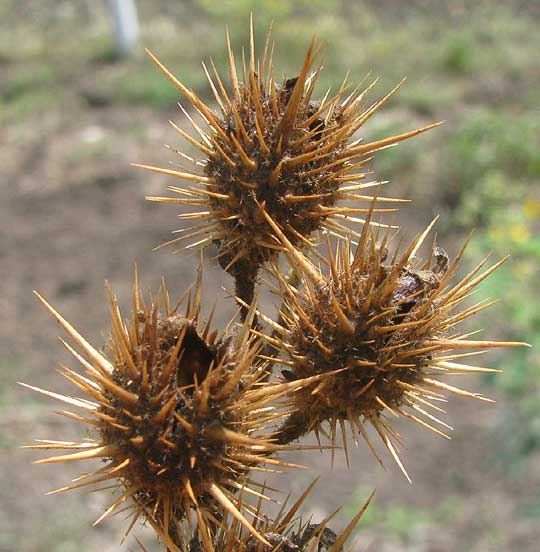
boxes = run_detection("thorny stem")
[232,262,259,322]
[260,269,301,380]
[187,523,343,552]
[168,523,184,551]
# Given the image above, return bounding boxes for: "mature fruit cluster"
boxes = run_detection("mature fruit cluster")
[138,21,438,312]
[23,20,526,552]
[24,272,316,547]
[257,208,524,478]
[175,481,373,552]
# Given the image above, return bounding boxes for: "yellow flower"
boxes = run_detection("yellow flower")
[509,222,530,244]
[523,198,540,220]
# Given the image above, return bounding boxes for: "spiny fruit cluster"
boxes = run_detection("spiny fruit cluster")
[24,268,321,548]
[23,20,526,552]
[257,207,524,479]
[137,20,438,312]
[144,481,373,552]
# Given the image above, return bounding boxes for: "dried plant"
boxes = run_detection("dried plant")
[256,207,526,479]
[135,21,439,315]
[22,19,528,552]
[168,481,373,552]
[22,268,321,548]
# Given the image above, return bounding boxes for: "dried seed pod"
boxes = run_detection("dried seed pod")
[257,207,529,480]
[182,480,373,552]
[21,269,313,548]
[136,20,440,312]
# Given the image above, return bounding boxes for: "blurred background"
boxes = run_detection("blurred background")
[1,1,539,550]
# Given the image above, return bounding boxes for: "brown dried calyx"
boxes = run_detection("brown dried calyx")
[257,206,528,480]
[23,269,318,549]
[183,481,373,552]
[138,20,441,315]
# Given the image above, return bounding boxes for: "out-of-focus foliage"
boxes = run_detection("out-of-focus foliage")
[198,0,334,22]
[437,79,540,467]
[465,201,540,465]
[449,112,540,227]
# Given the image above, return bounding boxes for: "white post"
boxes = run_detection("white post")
[109,0,140,57]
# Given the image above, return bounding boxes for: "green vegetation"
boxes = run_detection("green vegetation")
[449,112,540,227]
[342,490,459,542]
[3,2,539,115]
[466,204,540,465]
[440,79,540,468]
